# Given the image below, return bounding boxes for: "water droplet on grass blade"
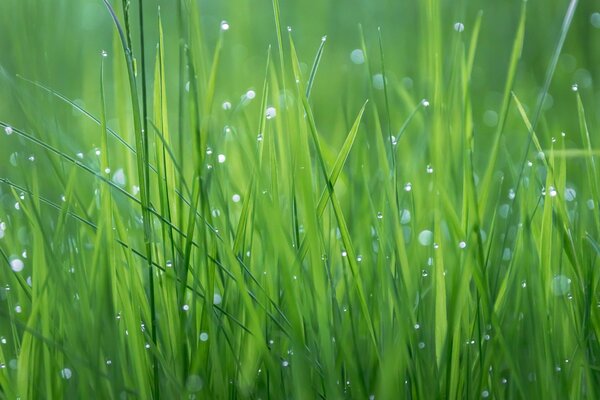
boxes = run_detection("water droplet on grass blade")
[372,74,385,90]
[217,154,226,163]
[404,182,412,192]
[61,368,72,380]
[571,83,578,92]
[592,12,600,28]
[4,126,13,135]
[587,199,595,210]
[112,168,126,186]
[220,20,230,31]
[186,375,204,392]
[564,187,576,201]
[265,106,277,119]
[213,294,222,305]
[418,230,433,246]
[222,101,232,110]
[9,152,18,166]
[400,209,411,224]
[350,49,365,64]
[200,332,209,342]
[454,22,465,32]
[499,204,510,218]
[551,275,571,296]
[10,257,24,272]
[232,194,241,203]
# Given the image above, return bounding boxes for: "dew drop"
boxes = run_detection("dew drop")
[564,187,576,202]
[418,230,433,246]
[376,211,383,220]
[282,360,289,367]
[246,90,256,100]
[551,275,571,296]
[481,390,489,398]
[372,74,385,90]
[199,332,209,342]
[571,83,578,92]
[400,209,411,224]
[458,241,467,249]
[186,374,204,392]
[587,199,595,210]
[222,101,232,110]
[220,20,230,31]
[508,188,516,200]
[4,126,13,135]
[61,368,72,380]
[454,22,465,32]
[101,50,108,57]
[10,257,24,272]
[499,204,510,218]
[421,99,430,107]
[426,164,434,174]
[217,154,226,163]
[232,194,241,203]
[9,152,18,167]
[418,342,425,349]
[350,49,365,64]
[404,182,412,192]
[265,106,277,119]
[112,168,126,186]
[592,12,600,28]
[213,293,222,305]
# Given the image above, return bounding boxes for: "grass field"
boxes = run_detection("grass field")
[1,0,600,398]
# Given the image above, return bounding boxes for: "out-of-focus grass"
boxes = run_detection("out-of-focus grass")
[0,0,599,398]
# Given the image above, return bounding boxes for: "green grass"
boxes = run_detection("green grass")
[1,0,600,398]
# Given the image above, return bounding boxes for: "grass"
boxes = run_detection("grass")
[1,0,600,398]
